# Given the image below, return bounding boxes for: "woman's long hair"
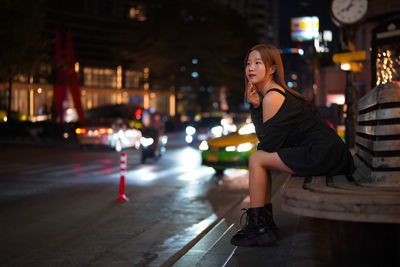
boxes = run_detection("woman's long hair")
[244,44,307,102]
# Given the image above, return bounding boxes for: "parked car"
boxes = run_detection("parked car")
[184,115,238,146]
[75,117,142,151]
[185,116,222,145]
[200,122,258,175]
[75,104,145,151]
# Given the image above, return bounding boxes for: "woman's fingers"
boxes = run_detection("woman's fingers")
[247,82,260,107]
[247,82,255,95]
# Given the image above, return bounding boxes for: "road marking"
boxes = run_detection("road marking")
[222,246,237,267]
[152,213,219,266]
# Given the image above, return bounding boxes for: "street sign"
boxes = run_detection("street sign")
[332,51,366,63]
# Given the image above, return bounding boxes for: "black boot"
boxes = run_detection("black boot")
[264,203,279,237]
[230,206,277,247]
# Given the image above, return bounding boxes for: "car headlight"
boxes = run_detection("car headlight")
[238,123,255,135]
[199,140,209,151]
[185,135,193,143]
[225,146,236,152]
[211,125,223,137]
[185,126,196,135]
[223,124,237,134]
[118,129,124,138]
[237,142,253,152]
[161,136,168,144]
[140,137,154,147]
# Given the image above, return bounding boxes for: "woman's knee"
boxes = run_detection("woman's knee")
[249,150,294,174]
[249,150,279,169]
[249,150,267,168]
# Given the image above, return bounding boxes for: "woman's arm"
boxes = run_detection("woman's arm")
[256,90,287,152]
[262,90,285,123]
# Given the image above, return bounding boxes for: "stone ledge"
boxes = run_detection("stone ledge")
[281,175,400,223]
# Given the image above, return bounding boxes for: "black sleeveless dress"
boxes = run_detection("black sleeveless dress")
[251,88,354,177]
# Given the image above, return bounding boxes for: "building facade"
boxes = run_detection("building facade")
[1,0,172,122]
[221,0,278,45]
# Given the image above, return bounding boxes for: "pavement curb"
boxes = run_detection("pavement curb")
[160,194,248,267]
[160,216,223,267]
[162,172,292,266]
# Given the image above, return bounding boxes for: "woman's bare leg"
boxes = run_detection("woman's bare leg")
[248,150,295,208]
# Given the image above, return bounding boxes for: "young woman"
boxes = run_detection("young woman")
[230,44,354,247]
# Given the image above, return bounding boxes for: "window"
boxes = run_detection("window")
[125,70,143,89]
[128,4,146,21]
[83,67,117,88]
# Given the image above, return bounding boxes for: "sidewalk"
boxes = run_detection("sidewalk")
[163,172,323,266]
[163,172,398,266]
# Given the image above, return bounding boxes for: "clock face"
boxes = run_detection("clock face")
[331,0,368,25]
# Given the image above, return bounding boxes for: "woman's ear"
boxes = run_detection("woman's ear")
[270,65,276,74]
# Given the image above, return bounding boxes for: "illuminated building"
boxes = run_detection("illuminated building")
[1,0,171,122]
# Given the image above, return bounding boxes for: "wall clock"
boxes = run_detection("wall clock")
[331,0,368,26]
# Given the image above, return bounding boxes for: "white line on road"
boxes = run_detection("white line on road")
[222,246,237,267]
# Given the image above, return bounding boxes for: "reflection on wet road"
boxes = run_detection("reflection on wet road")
[0,144,249,266]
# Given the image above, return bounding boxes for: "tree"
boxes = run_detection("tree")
[121,0,257,113]
[0,0,47,121]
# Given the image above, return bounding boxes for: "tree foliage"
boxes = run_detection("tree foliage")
[122,0,257,112]
[0,0,47,117]
[0,0,48,78]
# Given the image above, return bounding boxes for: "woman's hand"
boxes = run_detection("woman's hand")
[247,82,260,108]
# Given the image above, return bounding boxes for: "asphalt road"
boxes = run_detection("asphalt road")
[0,142,249,266]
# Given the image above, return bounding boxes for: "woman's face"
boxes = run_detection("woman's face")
[246,50,268,85]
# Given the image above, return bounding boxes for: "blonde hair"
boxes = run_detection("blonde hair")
[244,44,307,101]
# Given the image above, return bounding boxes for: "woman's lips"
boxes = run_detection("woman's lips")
[248,74,256,79]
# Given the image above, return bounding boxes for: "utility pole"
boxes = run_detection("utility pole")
[343,27,356,149]
[344,68,356,148]
[330,0,369,148]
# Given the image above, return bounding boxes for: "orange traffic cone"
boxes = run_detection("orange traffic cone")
[116,152,129,202]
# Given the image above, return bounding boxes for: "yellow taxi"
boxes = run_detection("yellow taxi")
[200,122,258,174]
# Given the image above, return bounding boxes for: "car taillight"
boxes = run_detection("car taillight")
[99,128,113,135]
[75,128,87,134]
